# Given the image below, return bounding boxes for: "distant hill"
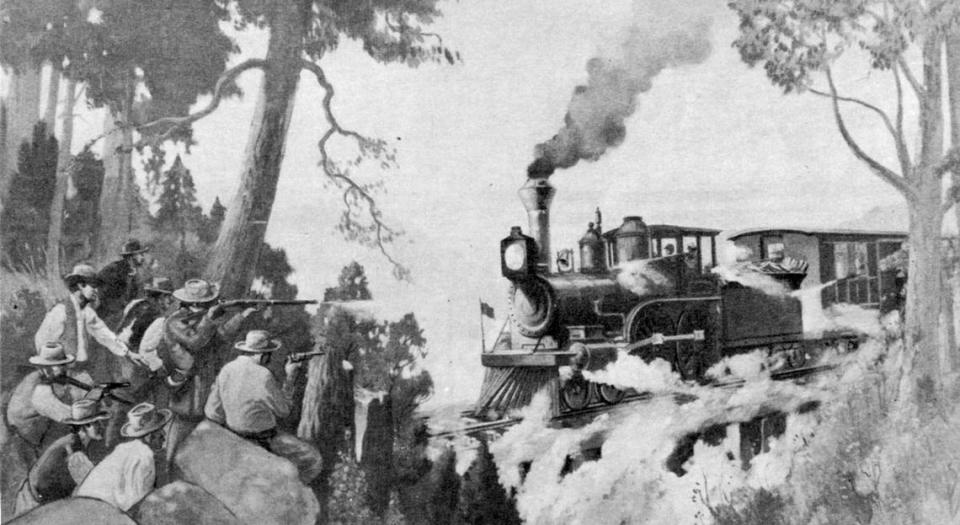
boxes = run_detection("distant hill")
[839,204,958,235]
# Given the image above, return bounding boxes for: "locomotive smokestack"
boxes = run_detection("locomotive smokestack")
[518,176,556,272]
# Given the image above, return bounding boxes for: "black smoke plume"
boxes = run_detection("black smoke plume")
[528,0,713,178]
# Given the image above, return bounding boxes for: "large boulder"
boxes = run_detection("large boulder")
[5,497,136,525]
[135,481,240,525]
[174,420,319,525]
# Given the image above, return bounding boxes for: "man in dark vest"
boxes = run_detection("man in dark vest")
[116,277,176,399]
[34,264,145,378]
[5,343,96,470]
[97,238,150,329]
[12,399,110,517]
[161,279,258,468]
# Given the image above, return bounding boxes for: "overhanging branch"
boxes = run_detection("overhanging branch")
[301,59,409,280]
[132,58,269,149]
[825,67,917,201]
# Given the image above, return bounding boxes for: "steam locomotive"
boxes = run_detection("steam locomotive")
[473,176,851,420]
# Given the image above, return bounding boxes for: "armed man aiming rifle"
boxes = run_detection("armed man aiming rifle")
[159,279,318,467]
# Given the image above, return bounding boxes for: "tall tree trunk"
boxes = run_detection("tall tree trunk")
[899,34,946,412]
[42,65,60,134]
[1,65,42,211]
[46,78,76,279]
[204,1,309,297]
[96,88,135,265]
[944,30,960,372]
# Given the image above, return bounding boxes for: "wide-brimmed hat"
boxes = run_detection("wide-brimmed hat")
[235,330,282,353]
[173,279,219,303]
[120,402,172,438]
[120,239,150,256]
[144,277,174,295]
[30,342,76,366]
[64,399,110,425]
[63,263,102,287]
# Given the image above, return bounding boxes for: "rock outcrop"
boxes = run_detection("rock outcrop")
[5,497,136,525]
[136,481,240,525]
[174,420,319,525]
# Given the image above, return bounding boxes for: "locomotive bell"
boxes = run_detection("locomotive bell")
[518,177,556,273]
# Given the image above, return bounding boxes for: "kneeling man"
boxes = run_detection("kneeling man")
[204,330,322,484]
[75,402,170,511]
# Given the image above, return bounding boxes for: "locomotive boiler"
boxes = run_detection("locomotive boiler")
[474,175,812,420]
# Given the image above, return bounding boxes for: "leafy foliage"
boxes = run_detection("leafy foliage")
[328,450,379,525]
[728,0,960,93]
[1,122,58,271]
[324,261,373,301]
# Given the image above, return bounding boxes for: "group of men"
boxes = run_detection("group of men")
[5,239,323,517]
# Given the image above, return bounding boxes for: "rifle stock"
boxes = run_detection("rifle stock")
[286,349,326,363]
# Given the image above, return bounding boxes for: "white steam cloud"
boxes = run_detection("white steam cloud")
[615,259,674,296]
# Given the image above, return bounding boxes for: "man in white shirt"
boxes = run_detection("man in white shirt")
[34,264,146,370]
[74,402,171,512]
[205,330,322,484]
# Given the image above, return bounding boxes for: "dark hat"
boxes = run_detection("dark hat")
[173,279,219,303]
[121,402,172,438]
[30,342,76,366]
[64,399,110,425]
[235,330,282,353]
[144,277,174,295]
[63,263,102,287]
[120,239,150,256]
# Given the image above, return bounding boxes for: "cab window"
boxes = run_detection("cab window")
[762,235,785,261]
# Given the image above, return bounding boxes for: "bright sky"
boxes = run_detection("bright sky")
[62,0,920,407]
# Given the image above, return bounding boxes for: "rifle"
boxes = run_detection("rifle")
[55,377,134,405]
[286,350,326,364]
[179,299,318,321]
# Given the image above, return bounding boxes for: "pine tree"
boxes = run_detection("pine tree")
[1,121,58,270]
[427,448,461,525]
[456,440,521,525]
[198,196,226,244]
[153,155,203,251]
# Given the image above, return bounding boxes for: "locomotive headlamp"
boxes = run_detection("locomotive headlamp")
[504,243,526,271]
[501,226,537,279]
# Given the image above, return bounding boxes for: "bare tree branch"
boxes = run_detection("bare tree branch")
[131,58,269,149]
[301,59,409,280]
[825,67,917,200]
[892,67,911,175]
[807,86,911,171]
[897,56,925,99]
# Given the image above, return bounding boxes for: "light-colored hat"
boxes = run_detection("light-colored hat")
[173,279,219,303]
[30,342,76,366]
[63,264,102,287]
[120,402,172,438]
[144,277,174,295]
[64,399,110,425]
[120,239,150,256]
[235,330,282,353]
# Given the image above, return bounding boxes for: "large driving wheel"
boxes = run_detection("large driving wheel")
[560,375,592,410]
[597,383,625,404]
[626,305,677,363]
[675,308,711,381]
